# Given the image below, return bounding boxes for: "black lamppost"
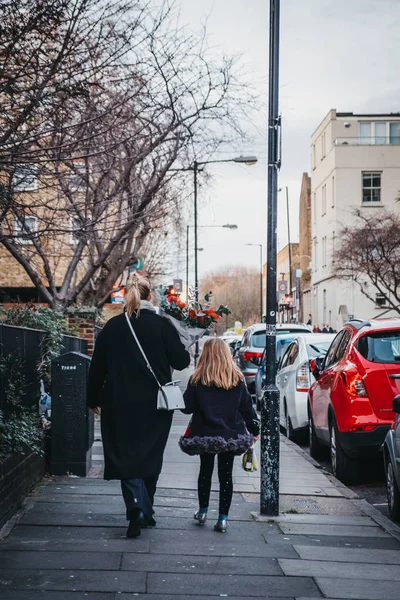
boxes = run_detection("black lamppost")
[245,243,263,322]
[261,0,281,516]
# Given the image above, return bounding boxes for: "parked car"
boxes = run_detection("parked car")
[308,318,400,484]
[276,333,335,441]
[383,395,400,522]
[237,323,311,395]
[219,335,242,356]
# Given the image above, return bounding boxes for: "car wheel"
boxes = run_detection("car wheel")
[329,417,359,485]
[386,456,400,522]
[284,403,294,441]
[308,406,328,460]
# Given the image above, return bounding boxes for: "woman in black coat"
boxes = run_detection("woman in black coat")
[87,274,190,537]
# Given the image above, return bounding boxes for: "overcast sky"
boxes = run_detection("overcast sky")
[168,0,400,281]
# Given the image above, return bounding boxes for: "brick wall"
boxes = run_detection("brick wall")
[0,451,45,530]
[66,309,97,356]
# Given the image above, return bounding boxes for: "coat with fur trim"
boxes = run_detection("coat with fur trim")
[179,379,259,455]
[87,308,190,480]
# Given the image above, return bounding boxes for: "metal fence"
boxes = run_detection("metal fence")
[0,324,87,418]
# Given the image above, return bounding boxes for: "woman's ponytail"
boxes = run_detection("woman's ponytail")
[125,273,151,317]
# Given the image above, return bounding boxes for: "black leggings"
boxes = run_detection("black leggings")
[198,453,235,515]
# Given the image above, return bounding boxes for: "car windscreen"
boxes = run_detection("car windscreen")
[252,331,266,348]
[357,331,400,363]
[276,336,298,363]
[306,341,332,358]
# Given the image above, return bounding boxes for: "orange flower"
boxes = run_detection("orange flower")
[189,309,196,319]
[205,309,219,320]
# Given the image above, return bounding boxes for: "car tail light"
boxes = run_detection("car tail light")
[341,370,368,397]
[296,361,310,391]
[243,351,263,365]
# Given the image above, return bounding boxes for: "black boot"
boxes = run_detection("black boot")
[126,508,144,538]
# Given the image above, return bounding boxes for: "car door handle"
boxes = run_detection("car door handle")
[389,374,400,379]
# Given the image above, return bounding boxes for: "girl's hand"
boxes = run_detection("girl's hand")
[90,407,100,415]
[253,435,259,442]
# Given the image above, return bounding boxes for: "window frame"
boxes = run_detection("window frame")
[362,171,382,204]
[14,215,38,244]
[13,164,38,192]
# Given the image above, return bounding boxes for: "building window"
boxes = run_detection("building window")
[321,133,326,159]
[323,289,327,323]
[375,293,387,307]
[13,164,37,191]
[313,192,316,222]
[362,172,381,203]
[14,215,37,244]
[322,236,327,267]
[390,122,400,145]
[331,176,335,207]
[322,184,327,215]
[69,162,86,191]
[70,216,81,245]
[359,122,371,144]
[312,144,316,169]
[313,238,317,271]
[375,122,386,144]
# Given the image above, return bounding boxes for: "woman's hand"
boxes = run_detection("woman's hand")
[253,435,259,443]
[90,407,100,415]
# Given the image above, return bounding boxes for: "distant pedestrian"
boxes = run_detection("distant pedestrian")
[306,314,312,326]
[312,324,321,333]
[179,338,260,533]
[322,322,330,333]
[87,273,190,538]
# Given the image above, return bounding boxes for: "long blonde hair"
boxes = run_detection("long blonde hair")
[191,338,243,390]
[125,273,151,317]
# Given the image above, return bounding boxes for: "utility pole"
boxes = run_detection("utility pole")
[261,0,281,516]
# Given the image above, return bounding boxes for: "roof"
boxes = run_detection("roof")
[336,112,400,118]
[346,317,400,332]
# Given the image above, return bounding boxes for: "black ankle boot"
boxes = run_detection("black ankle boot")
[126,508,144,538]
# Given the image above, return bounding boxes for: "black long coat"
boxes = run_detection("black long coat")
[87,309,190,480]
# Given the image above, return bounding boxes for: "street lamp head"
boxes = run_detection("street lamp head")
[222,223,238,229]
[233,155,258,166]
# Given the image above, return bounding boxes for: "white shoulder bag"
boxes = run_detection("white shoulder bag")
[125,313,185,411]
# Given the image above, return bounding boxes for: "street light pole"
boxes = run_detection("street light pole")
[245,243,263,322]
[261,0,281,516]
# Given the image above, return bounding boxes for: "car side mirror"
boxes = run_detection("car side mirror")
[392,395,400,414]
[310,356,324,381]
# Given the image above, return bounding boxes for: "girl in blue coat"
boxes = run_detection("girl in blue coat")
[179,338,259,532]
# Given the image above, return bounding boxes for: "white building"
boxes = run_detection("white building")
[311,109,400,330]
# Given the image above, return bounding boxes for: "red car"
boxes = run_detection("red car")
[308,318,400,484]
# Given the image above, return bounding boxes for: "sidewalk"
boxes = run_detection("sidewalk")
[1,366,400,599]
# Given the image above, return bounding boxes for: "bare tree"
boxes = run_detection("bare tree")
[332,210,400,314]
[200,265,260,334]
[0,0,253,309]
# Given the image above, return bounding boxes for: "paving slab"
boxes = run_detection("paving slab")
[121,553,282,575]
[316,577,400,599]
[0,569,146,593]
[279,557,400,580]
[0,593,114,600]
[263,533,400,550]
[0,549,122,570]
[262,514,376,526]
[277,523,389,537]
[147,572,322,597]
[147,537,298,558]
[293,544,400,564]
[120,597,293,600]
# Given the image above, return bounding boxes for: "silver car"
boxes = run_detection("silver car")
[236,323,312,394]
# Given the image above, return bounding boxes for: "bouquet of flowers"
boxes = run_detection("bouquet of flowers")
[158,288,231,349]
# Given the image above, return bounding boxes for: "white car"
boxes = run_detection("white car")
[277,333,335,442]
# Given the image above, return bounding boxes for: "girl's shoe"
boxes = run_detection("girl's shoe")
[214,518,228,533]
[194,511,207,525]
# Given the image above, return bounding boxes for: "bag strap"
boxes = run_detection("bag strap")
[125,312,162,388]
